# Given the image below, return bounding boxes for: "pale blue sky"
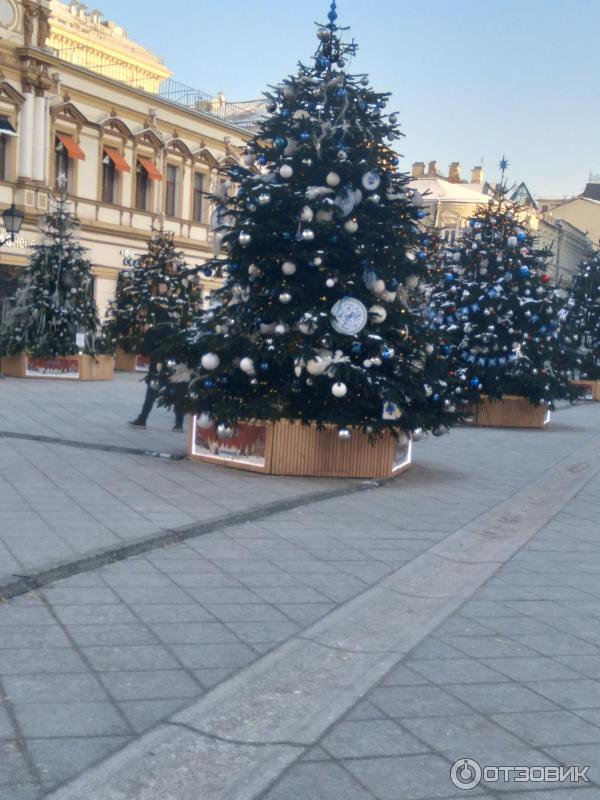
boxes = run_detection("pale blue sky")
[91,0,598,197]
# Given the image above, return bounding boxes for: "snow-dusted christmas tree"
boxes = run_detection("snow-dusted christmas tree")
[427,164,579,407]
[163,1,455,439]
[103,230,201,353]
[1,193,102,357]
[561,250,600,380]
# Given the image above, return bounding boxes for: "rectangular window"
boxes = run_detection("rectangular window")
[193,172,204,223]
[135,163,149,211]
[102,155,117,204]
[55,139,72,193]
[165,164,179,218]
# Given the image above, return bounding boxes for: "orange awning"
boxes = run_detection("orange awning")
[137,156,162,181]
[104,146,130,173]
[56,133,85,161]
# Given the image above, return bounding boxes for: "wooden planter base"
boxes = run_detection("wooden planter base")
[571,379,600,401]
[114,351,150,372]
[470,395,550,429]
[188,417,412,479]
[1,353,114,381]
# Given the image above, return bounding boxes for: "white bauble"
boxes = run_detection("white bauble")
[201,353,220,371]
[452,252,461,263]
[282,261,297,275]
[326,278,336,288]
[363,359,373,368]
[344,219,358,234]
[197,412,213,429]
[300,206,314,222]
[369,304,387,324]
[275,324,288,335]
[260,322,277,334]
[332,382,347,398]
[240,357,254,374]
[372,279,386,295]
[326,172,341,187]
[383,290,397,302]
[405,275,419,289]
[507,235,518,248]
[425,343,434,355]
[242,154,255,167]
[279,292,292,304]
[248,264,261,277]
[217,424,235,439]
[338,429,351,440]
[280,164,293,179]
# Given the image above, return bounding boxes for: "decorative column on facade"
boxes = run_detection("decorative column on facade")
[18,83,35,180]
[32,87,46,182]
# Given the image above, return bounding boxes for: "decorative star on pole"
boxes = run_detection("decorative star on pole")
[328,0,338,24]
[498,156,509,178]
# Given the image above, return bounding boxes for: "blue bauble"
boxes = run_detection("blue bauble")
[281,109,290,118]
[445,273,455,283]
[203,267,212,277]
[274,136,287,150]
[204,379,215,389]
[519,266,530,278]
[442,345,451,355]
[300,131,311,142]
[517,232,527,242]
[469,219,477,227]
[260,362,270,371]
[229,262,239,272]
[336,88,348,98]
[417,209,427,219]
[382,349,393,360]
[257,154,267,165]
[391,157,400,166]
[352,342,362,354]
[330,235,339,245]
[433,393,441,402]
[282,232,292,240]
[470,377,480,388]
[417,251,427,260]
[389,278,399,290]
[422,238,430,247]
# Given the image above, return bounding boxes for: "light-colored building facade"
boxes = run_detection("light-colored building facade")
[537,217,591,287]
[541,177,600,250]
[0,0,251,320]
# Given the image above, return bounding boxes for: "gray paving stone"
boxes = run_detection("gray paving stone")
[369,685,473,718]
[148,622,239,645]
[51,605,139,626]
[379,664,430,686]
[129,604,215,624]
[274,603,335,626]
[2,673,108,704]
[342,753,458,800]
[0,740,31,784]
[27,737,127,788]
[401,714,527,755]
[166,643,256,670]
[13,701,131,738]
[447,635,542,659]
[0,784,41,800]
[81,645,181,672]
[321,719,428,758]
[262,761,375,800]
[224,621,300,643]
[446,682,559,714]
[557,656,600,679]
[0,606,55,626]
[200,602,291,623]
[343,700,387,721]
[65,624,159,647]
[512,634,600,656]
[407,658,511,685]
[0,648,87,675]
[119,698,189,733]
[527,679,600,709]
[97,670,201,701]
[480,657,586,682]
[492,710,600,746]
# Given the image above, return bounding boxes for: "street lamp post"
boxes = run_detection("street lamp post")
[0,203,25,246]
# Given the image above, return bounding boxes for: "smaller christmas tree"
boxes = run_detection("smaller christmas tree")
[1,193,102,357]
[103,230,201,352]
[427,161,579,407]
[562,250,600,379]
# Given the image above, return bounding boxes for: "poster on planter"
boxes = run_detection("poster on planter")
[135,356,151,372]
[192,418,267,469]
[26,356,80,379]
[392,436,412,473]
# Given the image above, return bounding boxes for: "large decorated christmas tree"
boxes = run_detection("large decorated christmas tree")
[168,2,454,439]
[562,250,600,380]
[103,230,201,353]
[1,194,102,357]
[427,163,578,407]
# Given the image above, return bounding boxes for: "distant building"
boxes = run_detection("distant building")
[542,175,600,248]
[537,218,591,286]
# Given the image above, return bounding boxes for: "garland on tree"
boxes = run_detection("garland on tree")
[562,250,600,380]
[103,230,202,353]
[0,194,103,357]
[160,2,456,439]
[427,173,580,407]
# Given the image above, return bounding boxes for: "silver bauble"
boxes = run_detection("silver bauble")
[302,229,315,241]
[338,429,352,440]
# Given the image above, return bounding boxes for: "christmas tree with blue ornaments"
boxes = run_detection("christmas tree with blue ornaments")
[561,250,600,381]
[427,160,580,408]
[167,1,455,438]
